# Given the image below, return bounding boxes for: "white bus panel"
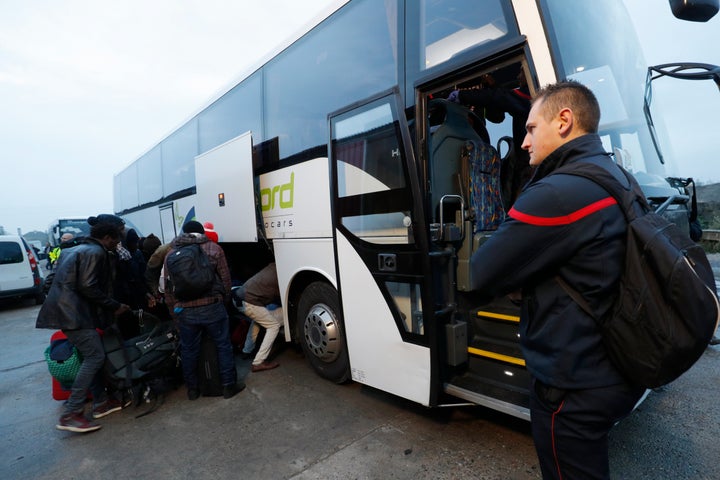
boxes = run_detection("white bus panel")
[195,132,257,243]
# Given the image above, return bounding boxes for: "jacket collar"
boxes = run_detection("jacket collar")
[173,233,208,247]
[529,134,608,184]
[84,237,104,249]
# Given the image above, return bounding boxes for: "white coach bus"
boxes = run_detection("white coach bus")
[114,0,717,419]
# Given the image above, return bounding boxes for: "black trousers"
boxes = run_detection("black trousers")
[530,378,645,480]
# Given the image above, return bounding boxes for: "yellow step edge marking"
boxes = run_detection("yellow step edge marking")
[468,347,526,367]
[476,310,520,323]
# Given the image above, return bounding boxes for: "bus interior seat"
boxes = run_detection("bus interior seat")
[463,139,504,233]
[427,99,503,234]
[428,99,486,224]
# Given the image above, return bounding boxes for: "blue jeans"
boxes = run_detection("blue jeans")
[177,302,237,388]
[243,321,258,354]
[62,329,107,414]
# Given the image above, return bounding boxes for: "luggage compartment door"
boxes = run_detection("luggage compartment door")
[195,131,259,242]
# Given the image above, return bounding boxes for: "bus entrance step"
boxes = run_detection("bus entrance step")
[468,337,524,363]
[445,373,530,421]
[464,348,530,392]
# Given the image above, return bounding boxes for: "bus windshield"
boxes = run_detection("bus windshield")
[540,0,678,191]
[48,218,91,246]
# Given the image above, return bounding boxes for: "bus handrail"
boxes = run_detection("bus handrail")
[651,194,690,215]
[438,195,465,241]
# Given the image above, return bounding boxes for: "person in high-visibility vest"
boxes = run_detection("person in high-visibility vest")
[48,233,75,268]
[48,247,61,266]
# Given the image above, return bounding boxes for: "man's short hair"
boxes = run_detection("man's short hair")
[533,80,600,133]
[60,233,74,242]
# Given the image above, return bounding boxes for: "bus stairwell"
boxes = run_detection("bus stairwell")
[424,64,531,419]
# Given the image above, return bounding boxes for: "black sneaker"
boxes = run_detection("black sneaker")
[187,388,201,401]
[223,383,246,399]
[56,412,102,433]
[92,398,123,419]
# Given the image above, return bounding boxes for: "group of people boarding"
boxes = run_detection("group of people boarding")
[36,215,283,434]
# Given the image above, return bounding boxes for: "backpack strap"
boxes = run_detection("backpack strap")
[555,274,597,321]
[551,159,640,324]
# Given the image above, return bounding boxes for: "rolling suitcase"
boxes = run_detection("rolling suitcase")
[197,332,224,396]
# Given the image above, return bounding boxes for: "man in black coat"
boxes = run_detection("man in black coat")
[37,219,130,433]
[470,81,645,479]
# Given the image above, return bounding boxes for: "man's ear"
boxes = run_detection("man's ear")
[557,107,574,136]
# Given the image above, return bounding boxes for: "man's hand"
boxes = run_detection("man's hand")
[114,304,131,316]
[145,292,157,308]
[507,291,522,305]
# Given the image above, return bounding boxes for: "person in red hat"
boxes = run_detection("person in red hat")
[203,222,218,243]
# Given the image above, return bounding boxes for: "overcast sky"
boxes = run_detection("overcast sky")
[1,0,718,235]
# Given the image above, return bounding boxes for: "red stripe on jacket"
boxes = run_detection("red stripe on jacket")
[508,197,617,226]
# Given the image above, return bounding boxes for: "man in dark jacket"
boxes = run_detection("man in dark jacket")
[470,81,645,479]
[163,220,243,400]
[240,262,283,372]
[36,221,130,433]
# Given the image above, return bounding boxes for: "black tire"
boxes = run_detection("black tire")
[296,281,350,384]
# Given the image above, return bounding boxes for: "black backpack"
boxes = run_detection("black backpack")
[165,244,216,301]
[559,161,720,388]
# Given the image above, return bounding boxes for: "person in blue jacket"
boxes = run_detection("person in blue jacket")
[470,80,645,480]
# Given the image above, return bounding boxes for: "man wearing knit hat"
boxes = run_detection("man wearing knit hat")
[87,214,125,228]
[163,220,243,400]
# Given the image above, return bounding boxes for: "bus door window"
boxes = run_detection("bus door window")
[331,90,432,345]
[334,101,411,243]
[386,281,424,335]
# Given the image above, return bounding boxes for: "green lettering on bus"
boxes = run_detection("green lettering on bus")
[260,172,294,211]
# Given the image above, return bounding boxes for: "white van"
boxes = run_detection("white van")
[0,235,45,304]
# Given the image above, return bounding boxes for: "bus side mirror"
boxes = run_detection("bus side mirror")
[669,0,719,22]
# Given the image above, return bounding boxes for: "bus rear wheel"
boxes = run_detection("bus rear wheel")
[296,281,350,384]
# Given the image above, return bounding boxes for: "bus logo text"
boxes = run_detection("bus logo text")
[261,172,294,212]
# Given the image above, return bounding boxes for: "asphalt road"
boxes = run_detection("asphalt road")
[1,298,718,480]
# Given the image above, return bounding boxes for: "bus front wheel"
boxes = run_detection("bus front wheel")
[296,281,350,384]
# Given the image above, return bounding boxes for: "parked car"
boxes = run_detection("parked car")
[0,235,45,304]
